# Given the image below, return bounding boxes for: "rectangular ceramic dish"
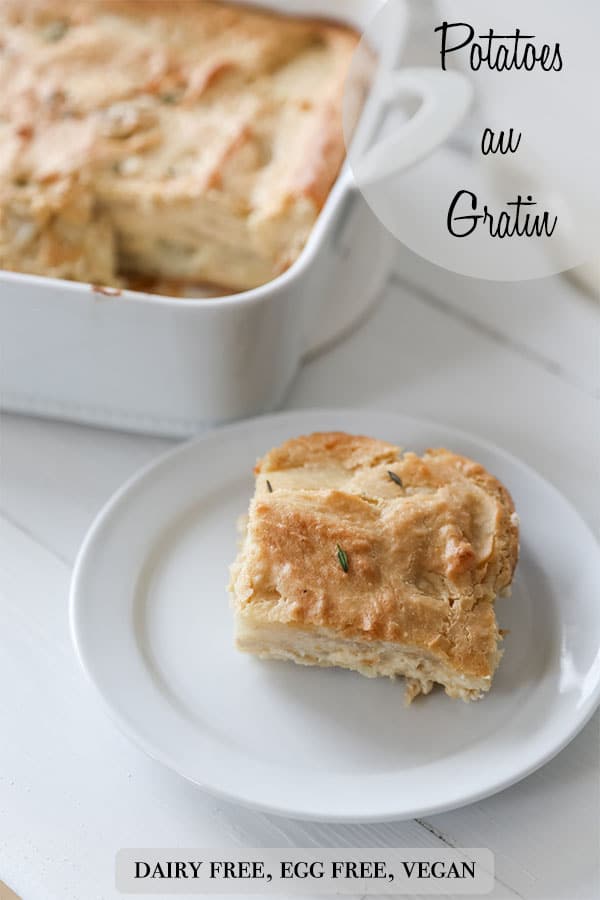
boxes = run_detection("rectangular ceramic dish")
[0,0,455,437]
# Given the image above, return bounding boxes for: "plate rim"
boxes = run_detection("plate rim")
[70,407,600,822]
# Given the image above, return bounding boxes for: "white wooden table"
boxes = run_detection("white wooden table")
[1,244,598,900]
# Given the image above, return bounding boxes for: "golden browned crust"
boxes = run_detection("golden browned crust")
[0,1,361,291]
[230,432,520,682]
[257,432,400,473]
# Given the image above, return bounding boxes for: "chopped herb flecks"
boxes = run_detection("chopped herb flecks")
[387,470,403,488]
[44,20,69,42]
[336,544,349,573]
[266,479,273,493]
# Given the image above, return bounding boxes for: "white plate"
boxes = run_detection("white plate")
[70,409,600,822]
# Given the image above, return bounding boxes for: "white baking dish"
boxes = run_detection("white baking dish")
[0,0,469,437]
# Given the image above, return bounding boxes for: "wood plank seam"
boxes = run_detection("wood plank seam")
[390,273,599,400]
[0,508,72,570]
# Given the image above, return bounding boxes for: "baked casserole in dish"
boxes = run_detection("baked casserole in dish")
[0,0,362,292]
[0,1,471,435]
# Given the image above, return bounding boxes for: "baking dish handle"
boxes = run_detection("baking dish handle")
[351,67,473,187]
[303,67,472,358]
